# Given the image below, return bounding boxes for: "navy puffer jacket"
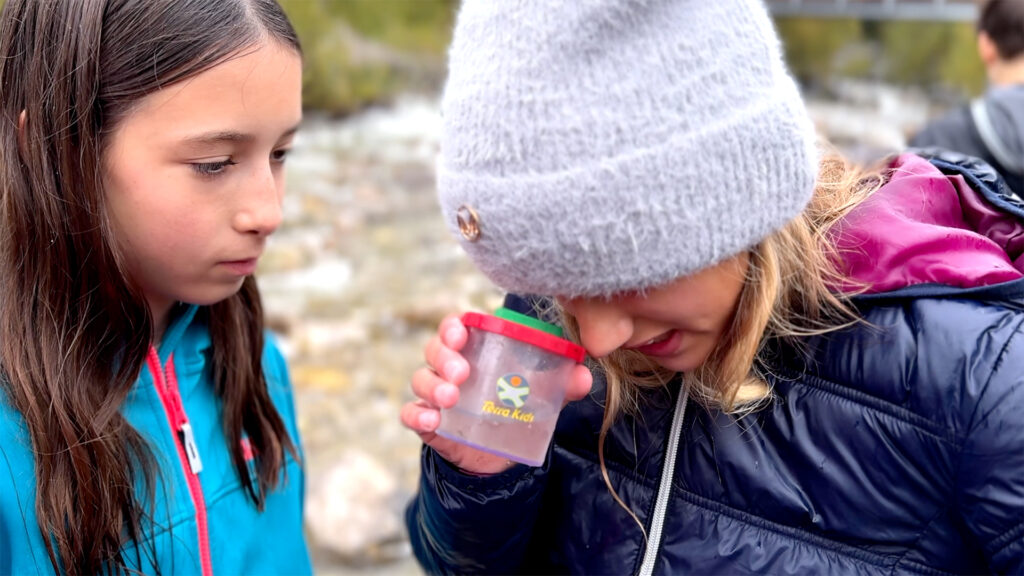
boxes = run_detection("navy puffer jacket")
[406,154,1024,575]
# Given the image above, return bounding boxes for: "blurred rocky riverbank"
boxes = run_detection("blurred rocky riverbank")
[258,95,501,575]
[258,80,946,574]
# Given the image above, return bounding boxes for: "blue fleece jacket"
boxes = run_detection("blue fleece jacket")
[0,304,312,575]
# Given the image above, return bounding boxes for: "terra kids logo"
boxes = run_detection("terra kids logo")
[481,373,535,423]
[496,373,529,408]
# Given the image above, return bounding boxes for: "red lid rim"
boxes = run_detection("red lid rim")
[461,312,585,363]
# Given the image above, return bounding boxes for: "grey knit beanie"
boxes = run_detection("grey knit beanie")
[438,0,818,297]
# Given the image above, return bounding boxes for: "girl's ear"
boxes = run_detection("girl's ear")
[977,32,1000,67]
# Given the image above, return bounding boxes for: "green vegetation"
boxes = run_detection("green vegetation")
[775,17,987,97]
[937,23,987,95]
[283,5,986,110]
[320,0,456,54]
[280,0,456,115]
[776,18,863,85]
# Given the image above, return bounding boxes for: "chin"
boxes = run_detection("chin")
[658,361,700,374]
[654,351,711,374]
[181,285,246,307]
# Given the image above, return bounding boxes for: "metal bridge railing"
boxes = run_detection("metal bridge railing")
[765,0,979,21]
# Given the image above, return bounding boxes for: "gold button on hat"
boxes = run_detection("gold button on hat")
[456,204,481,242]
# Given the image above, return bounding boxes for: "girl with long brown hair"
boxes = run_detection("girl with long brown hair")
[402,0,1024,573]
[0,0,311,573]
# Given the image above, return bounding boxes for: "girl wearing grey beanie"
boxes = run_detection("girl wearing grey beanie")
[402,0,1024,573]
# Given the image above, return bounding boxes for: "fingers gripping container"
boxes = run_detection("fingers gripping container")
[435,307,586,466]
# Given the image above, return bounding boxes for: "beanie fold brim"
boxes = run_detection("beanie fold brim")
[439,97,817,297]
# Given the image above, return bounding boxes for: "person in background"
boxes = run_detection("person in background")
[911,0,1024,197]
[0,0,311,573]
[401,0,1024,573]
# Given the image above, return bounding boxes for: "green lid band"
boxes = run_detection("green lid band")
[494,307,564,338]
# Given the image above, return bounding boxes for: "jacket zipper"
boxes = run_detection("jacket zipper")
[637,384,689,576]
[147,347,213,576]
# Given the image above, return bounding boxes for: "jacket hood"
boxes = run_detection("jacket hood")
[985,84,1024,169]
[833,153,1024,295]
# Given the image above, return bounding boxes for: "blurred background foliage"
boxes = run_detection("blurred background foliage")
[278,0,457,115]
[276,0,989,114]
[276,1,987,114]
[776,17,987,97]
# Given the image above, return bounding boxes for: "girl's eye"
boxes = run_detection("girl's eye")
[191,159,237,177]
[271,148,291,163]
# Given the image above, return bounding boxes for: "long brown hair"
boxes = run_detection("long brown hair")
[0,0,301,573]
[557,151,887,532]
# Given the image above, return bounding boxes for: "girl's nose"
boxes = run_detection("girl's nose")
[568,298,633,359]
[233,165,283,236]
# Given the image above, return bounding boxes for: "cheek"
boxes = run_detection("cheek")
[106,190,203,267]
[109,170,206,233]
[713,283,746,329]
[651,294,738,337]
[105,162,163,230]
[699,266,748,332]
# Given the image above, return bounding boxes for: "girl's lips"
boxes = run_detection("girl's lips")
[630,329,682,357]
[219,258,258,276]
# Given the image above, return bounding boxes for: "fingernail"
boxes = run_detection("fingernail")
[419,411,439,431]
[445,327,462,344]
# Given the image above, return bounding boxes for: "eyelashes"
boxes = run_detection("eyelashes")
[190,149,291,178]
[191,159,238,177]
[271,148,290,163]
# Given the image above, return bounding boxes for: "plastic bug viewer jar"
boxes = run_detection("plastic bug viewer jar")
[435,307,586,466]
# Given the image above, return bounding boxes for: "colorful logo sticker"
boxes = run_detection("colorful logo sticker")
[496,373,530,409]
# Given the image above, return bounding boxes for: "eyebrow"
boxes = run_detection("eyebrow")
[181,123,301,146]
